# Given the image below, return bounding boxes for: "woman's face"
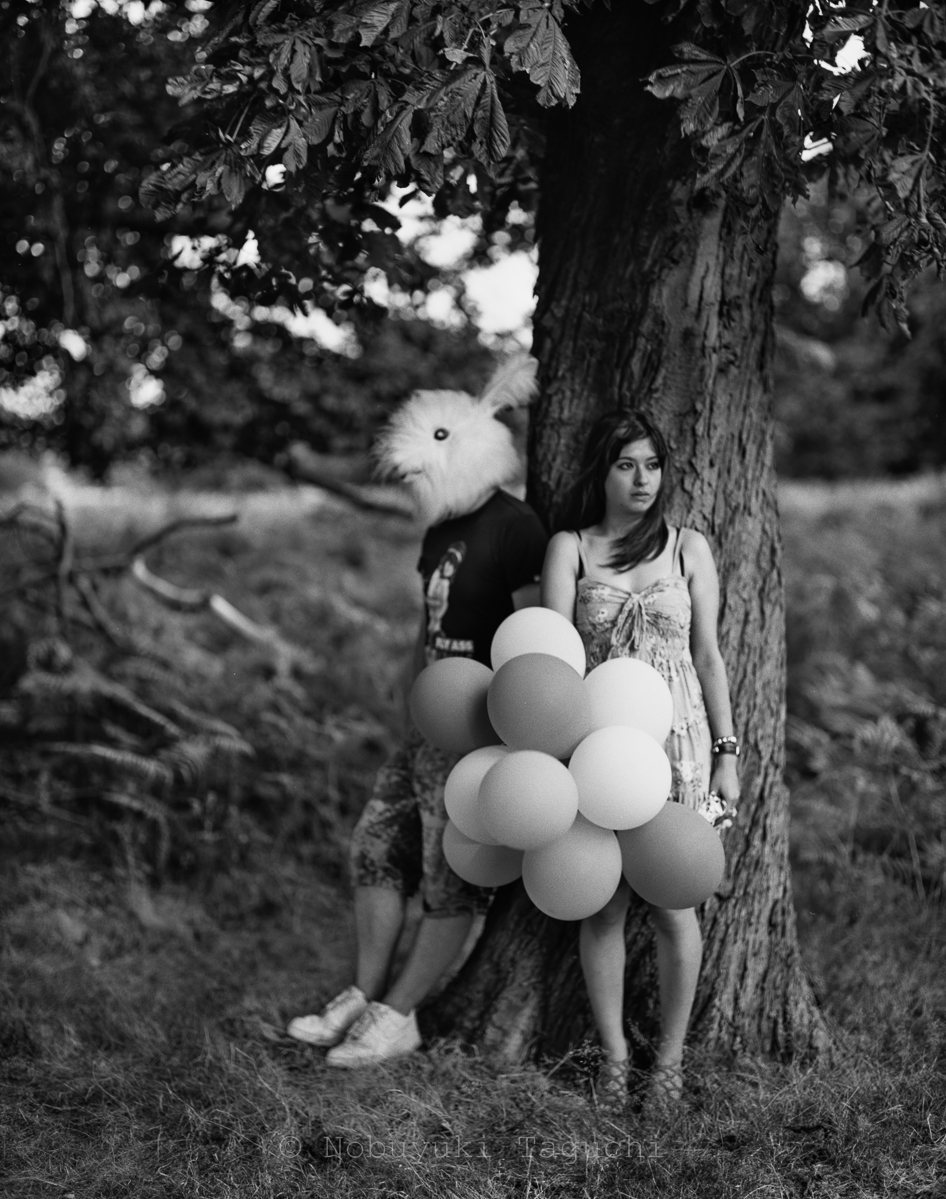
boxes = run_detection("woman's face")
[604,437,662,517]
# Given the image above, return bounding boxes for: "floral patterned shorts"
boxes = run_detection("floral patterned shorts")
[349,728,494,917]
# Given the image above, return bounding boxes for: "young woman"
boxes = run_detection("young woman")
[540,409,740,1108]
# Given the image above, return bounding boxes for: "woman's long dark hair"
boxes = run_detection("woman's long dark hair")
[565,409,672,572]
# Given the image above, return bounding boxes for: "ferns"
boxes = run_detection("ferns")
[94,789,174,875]
[4,649,259,878]
[0,492,286,877]
[853,714,925,770]
[162,734,254,790]
[26,636,74,674]
[783,493,946,907]
[47,743,178,790]
[3,557,257,877]
[44,736,253,794]
[159,696,247,742]
[790,710,946,902]
[0,479,406,884]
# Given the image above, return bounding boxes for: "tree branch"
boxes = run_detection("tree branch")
[286,445,414,518]
[129,556,317,677]
[127,512,239,559]
[129,557,208,611]
[2,506,314,676]
[54,497,74,632]
[10,14,76,327]
[74,573,142,653]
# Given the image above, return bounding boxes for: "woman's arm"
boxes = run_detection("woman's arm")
[683,530,740,807]
[540,530,580,622]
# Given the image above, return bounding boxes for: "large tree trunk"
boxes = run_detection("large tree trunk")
[426,1,828,1063]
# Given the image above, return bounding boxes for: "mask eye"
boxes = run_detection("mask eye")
[434,428,449,440]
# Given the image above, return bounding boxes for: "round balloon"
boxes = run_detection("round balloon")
[479,750,579,850]
[522,815,623,921]
[490,607,586,677]
[618,801,726,909]
[409,657,500,755]
[442,820,524,887]
[444,745,510,844]
[487,653,592,759]
[569,726,672,829]
[584,657,674,744]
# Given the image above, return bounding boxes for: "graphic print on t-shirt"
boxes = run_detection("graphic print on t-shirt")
[425,542,474,662]
[418,491,549,666]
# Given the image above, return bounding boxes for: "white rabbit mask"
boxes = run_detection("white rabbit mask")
[374,353,537,527]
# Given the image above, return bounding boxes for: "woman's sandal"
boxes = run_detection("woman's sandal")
[642,1062,684,1118]
[593,1056,630,1110]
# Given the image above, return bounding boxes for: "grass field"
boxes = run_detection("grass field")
[1,467,944,1198]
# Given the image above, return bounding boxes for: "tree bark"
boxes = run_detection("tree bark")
[425,1,829,1064]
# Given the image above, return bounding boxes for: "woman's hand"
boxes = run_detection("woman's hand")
[709,754,740,810]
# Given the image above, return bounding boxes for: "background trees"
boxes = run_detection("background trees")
[774,190,946,477]
[0,0,494,474]
[2,0,207,472]
[2,2,944,481]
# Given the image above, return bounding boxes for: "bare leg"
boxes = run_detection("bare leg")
[648,904,702,1099]
[382,911,474,1016]
[579,879,631,1062]
[353,885,408,1001]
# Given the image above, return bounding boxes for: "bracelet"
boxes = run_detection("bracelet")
[712,736,740,757]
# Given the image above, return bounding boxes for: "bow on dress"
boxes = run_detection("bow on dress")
[610,592,650,655]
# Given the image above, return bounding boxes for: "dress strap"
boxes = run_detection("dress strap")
[574,530,591,580]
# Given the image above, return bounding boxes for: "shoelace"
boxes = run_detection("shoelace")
[323,989,358,1017]
[346,1005,387,1038]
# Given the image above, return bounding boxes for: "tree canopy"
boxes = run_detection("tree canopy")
[0,0,493,474]
[3,1,944,480]
[146,0,946,335]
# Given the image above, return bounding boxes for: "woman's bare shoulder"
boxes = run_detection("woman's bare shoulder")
[548,529,580,554]
[677,527,715,570]
[541,530,581,611]
[678,525,710,547]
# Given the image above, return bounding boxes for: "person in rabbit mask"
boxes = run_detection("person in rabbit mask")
[287,355,548,1067]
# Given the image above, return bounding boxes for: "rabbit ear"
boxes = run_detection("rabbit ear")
[478,352,538,415]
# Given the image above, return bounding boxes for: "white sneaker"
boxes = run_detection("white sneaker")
[325,1002,422,1068]
[286,985,368,1047]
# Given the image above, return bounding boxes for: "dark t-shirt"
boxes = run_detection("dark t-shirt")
[418,490,548,667]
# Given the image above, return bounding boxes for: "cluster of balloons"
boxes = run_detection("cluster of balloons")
[410,608,726,920]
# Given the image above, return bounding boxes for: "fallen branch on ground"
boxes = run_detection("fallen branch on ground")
[2,505,316,678]
[130,557,317,677]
